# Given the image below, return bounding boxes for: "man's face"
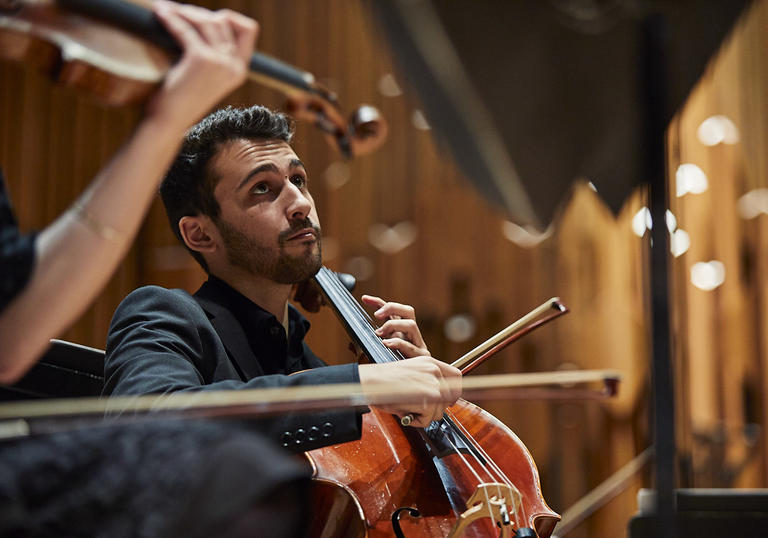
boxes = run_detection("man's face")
[209,138,322,284]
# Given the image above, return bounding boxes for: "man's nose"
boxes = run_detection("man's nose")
[284,182,312,220]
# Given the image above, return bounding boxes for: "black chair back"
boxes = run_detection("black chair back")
[0,339,104,400]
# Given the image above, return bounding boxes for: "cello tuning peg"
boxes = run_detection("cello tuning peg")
[292,272,355,312]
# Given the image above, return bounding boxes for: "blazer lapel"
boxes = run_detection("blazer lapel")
[194,282,265,381]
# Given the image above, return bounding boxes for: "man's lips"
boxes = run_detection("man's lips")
[286,228,317,242]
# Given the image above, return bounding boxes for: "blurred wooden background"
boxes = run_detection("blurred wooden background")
[2,0,768,536]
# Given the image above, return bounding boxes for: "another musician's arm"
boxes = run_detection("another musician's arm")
[0,3,257,383]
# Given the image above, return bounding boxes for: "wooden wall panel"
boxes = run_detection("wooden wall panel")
[0,60,142,351]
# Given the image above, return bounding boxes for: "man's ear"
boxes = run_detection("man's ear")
[179,216,217,255]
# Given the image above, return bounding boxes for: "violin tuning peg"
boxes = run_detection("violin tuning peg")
[347,105,388,156]
[350,105,381,132]
[335,272,356,292]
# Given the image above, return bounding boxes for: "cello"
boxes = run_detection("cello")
[305,267,560,537]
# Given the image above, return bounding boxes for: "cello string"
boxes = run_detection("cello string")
[430,423,488,484]
[444,409,514,487]
[320,268,400,364]
[324,270,533,530]
[319,268,526,526]
[321,269,503,488]
[442,411,517,515]
[320,269,373,348]
[325,270,513,483]
[444,409,527,529]
[320,272,494,474]
[321,268,378,330]
[321,269,506,484]
[427,422,517,531]
[440,413,510,506]
[318,269,385,361]
[444,410,511,485]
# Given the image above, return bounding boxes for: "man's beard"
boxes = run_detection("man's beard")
[216,217,322,284]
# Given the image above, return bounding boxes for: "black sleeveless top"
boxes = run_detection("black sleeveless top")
[0,168,37,313]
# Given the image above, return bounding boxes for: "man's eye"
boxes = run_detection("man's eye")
[252,183,269,194]
[291,175,307,188]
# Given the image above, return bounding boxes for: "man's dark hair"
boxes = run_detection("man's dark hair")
[160,106,294,272]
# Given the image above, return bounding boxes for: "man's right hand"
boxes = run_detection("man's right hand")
[358,357,462,428]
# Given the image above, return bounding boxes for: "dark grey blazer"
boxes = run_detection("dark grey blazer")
[103,283,363,452]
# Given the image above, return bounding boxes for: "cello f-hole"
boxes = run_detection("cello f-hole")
[391,506,421,538]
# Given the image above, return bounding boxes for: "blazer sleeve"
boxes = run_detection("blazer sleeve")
[103,286,364,452]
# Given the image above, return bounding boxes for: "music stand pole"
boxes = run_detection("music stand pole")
[642,13,677,538]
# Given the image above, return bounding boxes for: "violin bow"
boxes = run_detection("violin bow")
[0,369,620,440]
[553,447,653,536]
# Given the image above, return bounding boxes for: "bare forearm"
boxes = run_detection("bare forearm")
[0,2,257,384]
[0,116,187,383]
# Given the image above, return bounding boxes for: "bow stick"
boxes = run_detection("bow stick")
[399,297,569,426]
[0,369,620,439]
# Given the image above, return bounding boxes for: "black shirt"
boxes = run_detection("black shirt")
[0,169,37,313]
[204,275,316,375]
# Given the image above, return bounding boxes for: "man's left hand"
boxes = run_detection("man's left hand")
[361,295,430,358]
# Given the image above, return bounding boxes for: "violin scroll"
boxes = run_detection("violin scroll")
[348,104,389,156]
[286,94,388,158]
[0,0,388,159]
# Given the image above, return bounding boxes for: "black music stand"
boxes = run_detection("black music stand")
[371,1,755,536]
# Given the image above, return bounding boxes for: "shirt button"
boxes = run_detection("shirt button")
[280,431,293,447]
[322,422,334,438]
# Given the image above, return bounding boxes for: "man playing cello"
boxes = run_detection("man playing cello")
[102,104,463,451]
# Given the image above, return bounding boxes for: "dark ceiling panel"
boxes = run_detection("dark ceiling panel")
[372,0,753,229]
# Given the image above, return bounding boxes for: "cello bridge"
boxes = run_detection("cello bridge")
[447,482,523,538]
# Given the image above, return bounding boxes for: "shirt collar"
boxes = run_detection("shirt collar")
[205,275,311,340]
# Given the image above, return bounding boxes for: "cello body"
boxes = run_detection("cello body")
[306,399,560,537]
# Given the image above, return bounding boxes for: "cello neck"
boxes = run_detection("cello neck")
[312,267,404,365]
